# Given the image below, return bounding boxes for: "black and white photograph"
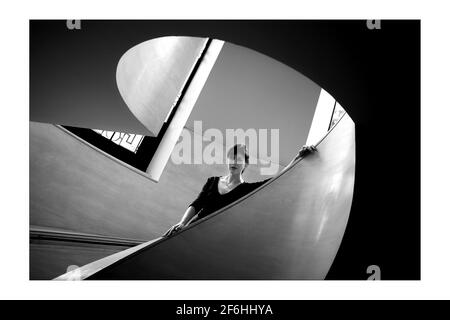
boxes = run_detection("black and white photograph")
[8,0,450,304]
[28,19,419,281]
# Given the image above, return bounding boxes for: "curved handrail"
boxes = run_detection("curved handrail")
[177,112,348,233]
[55,112,352,280]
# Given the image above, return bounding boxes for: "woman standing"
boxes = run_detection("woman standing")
[164,143,316,237]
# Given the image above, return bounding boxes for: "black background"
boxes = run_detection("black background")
[30,20,420,280]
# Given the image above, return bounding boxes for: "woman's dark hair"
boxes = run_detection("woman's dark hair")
[227,144,250,172]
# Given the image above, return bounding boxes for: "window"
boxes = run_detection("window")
[329,101,346,130]
[307,89,347,146]
[62,126,159,172]
[92,129,145,153]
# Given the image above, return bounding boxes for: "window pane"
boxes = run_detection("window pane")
[329,102,346,130]
[92,129,144,153]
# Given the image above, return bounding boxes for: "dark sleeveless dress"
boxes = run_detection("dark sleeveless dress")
[188,176,271,224]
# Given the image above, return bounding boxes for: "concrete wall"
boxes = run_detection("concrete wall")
[30,121,275,240]
[187,41,321,166]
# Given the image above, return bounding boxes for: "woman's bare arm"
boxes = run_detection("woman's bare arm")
[179,206,197,226]
[163,206,197,237]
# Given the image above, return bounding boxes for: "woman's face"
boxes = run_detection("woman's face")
[226,151,247,175]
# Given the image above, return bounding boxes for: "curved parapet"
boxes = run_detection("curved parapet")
[116,36,210,137]
[55,113,355,280]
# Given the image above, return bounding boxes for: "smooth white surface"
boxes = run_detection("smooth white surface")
[187,41,321,166]
[306,89,337,146]
[146,39,224,181]
[116,36,208,136]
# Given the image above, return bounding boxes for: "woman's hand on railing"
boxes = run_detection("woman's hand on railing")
[163,206,197,238]
[294,145,317,161]
[282,145,318,172]
[163,221,186,237]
